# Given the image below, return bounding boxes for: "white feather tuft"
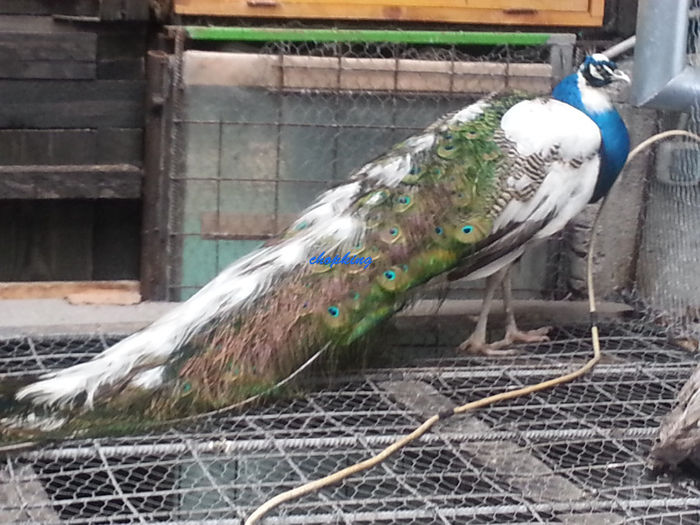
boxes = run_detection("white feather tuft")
[129,366,165,390]
[449,99,489,124]
[365,154,411,187]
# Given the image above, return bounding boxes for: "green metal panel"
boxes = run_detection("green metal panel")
[184,26,554,46]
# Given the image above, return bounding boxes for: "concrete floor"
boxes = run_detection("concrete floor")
[0,298,632,338]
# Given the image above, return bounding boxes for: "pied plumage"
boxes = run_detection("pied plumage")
[1,54,630,441]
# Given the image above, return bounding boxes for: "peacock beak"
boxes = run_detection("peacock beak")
[611,69,631,83]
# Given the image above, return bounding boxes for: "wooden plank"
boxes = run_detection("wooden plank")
[0,32,96,80]
[98,30,148,60]
[0,1,52,15]
[99,0,150,20]
[97,128,143,164]
[0,129,97,165]
[250,0,587,10]
[97,57,144,79]
[0,15,80,33]
[0,164,142,199]
[0,60,95,80]
[174,0,604,26]
[0,32,96,62]
[453,0,587,11]
[141,51,171,300]
[51,0,100,18]
[0,79,144,128]
[66,289,142,305]
[0,281,140,300]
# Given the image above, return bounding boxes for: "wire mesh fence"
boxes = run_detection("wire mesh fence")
[167,36,572,301]
[1,321,699,524]
[621,0,700,346]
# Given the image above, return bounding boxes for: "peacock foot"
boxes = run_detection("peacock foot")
[457,326,550,356]
[503,326,551,345]
[457,334,519,356]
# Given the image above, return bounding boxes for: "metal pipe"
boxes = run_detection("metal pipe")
[602,35,636,59]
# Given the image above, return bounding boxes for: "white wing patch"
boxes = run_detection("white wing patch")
[467,98,603,280]
[449,99,489,124]
[500,98,600,160]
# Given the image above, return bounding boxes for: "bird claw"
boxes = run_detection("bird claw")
[505,326,551,344]
[457,326,550,356]
[457,337,518,356]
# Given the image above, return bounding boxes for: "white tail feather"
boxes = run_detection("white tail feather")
[15,185,365,410]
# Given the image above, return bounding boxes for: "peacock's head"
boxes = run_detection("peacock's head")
[579,53,631,88]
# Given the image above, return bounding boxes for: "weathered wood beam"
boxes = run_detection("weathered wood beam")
[0,164,142,199]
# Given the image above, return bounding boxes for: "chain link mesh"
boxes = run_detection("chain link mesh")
[170,39,565,301]
[0,322,697,523]
[614,3,700,346]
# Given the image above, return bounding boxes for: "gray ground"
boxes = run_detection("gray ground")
[0,298,631,338]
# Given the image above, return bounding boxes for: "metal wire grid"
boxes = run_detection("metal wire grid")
[167,41,567,301]
[1,322,699,524]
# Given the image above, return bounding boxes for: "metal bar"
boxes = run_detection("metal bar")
[166,28,186,301]
[180,26,565,46]
[254,498,700,524]
[94,440,148,525]
[21,427,659,461]
[602,35,636,59]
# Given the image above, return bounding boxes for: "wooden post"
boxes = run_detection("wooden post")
[141,51,172,300]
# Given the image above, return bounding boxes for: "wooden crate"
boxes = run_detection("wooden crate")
[174,0,604,27]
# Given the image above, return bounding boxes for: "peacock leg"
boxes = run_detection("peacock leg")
[458,265,550,355]
[490,266,550,348]
[457,266,509,355]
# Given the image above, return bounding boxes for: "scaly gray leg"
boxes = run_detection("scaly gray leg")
[458,266,509,355]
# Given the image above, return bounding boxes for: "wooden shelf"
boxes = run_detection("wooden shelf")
[0,280,140,300]
[174,0,604,27]
[0,164,142,199]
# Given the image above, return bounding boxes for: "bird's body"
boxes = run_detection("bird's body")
[651,363,700,469]
[0,55,630,441]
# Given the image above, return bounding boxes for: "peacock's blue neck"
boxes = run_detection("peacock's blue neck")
[552,73,630,202]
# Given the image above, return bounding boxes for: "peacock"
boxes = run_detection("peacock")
[651,363,700,469]
[0,54,630,442]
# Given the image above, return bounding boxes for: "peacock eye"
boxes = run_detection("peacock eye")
[435,226,443,235]
[398,195,410,205]
[462,225,474,234]
[389,227,399,236]
[327,306,340,317]
[383,270,396,281]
